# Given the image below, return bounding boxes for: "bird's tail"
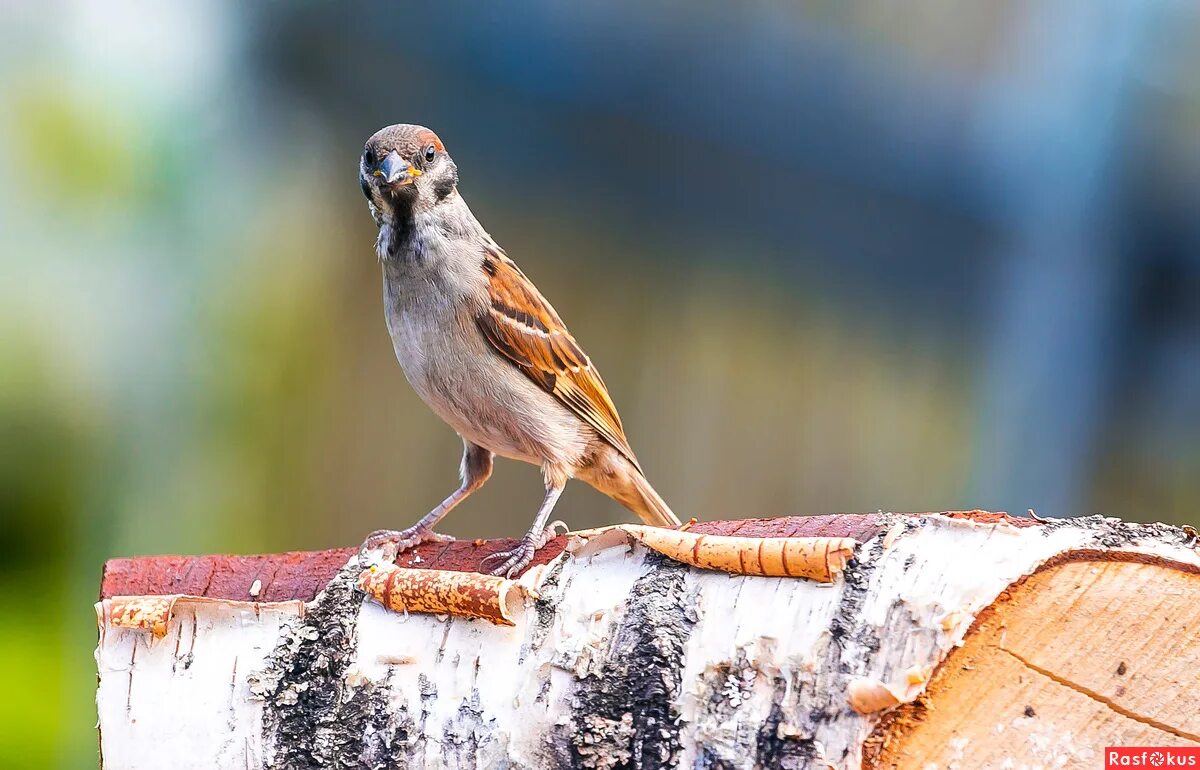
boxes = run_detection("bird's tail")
[580,448,682,528]
[618,469,682,528]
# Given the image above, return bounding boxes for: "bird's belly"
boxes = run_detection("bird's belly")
[387,302,588,467]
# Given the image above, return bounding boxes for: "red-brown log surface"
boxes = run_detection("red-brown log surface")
[99,511,1033,602]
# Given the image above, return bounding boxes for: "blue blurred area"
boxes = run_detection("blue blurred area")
[1,1,1198,765]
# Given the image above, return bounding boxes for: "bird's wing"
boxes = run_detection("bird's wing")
[476,246,642,473]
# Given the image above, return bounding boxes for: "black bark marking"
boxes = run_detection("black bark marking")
[690,651,819,769]
[561,554,696,769]
[441,693,501,768]
[355,669,413,769]
[1036,514,1195,549]
[412,673,437,761]
[253,559,399,768]
[693,652,764,768]
[756,690,821,770]
[526,556,567,660]
[808,523,891,764]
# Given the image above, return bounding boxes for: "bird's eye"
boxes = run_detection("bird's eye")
[362,147,376,166]
[423,145,437,163]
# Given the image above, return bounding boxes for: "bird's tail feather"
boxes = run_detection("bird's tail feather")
[620,471,681,528]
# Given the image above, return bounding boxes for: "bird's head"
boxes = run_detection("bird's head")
[360,124,458,223]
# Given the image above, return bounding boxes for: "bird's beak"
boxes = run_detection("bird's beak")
[375,150,421,186]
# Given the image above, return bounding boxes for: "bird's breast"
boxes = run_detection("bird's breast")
[381,277,589,466]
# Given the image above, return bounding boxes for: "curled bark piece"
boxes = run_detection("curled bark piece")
[357,563,526,626]
[568,524,856,581]
[846,666,931,715]
[99,595,178,639]
[847,677,903,714]
[96,595,306,640]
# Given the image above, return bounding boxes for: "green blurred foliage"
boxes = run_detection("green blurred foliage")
[11,82,139,207]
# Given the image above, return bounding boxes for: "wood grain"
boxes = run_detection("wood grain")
[870,556,1200,768]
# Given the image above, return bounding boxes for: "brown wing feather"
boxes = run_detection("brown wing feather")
[476,247,642,472]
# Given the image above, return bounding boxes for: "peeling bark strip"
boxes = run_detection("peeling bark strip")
[99,595,306,639]
[357,563,527,625]
[568,525,856,581]
[96,513,1200,769]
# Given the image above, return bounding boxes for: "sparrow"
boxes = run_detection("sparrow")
[358,123,681,576]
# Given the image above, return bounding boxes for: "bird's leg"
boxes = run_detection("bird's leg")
[360,441,493,561]
[481,466,567,577]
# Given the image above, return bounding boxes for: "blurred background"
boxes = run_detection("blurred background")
[2,0,1199,765]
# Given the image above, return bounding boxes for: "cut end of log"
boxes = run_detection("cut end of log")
[866,552,1200,768]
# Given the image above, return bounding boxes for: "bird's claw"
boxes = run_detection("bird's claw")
[479,536,538,578]
[535,520,569,548]
[359,527,454,564]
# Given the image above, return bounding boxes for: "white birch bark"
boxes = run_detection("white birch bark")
[95,514,1199,770]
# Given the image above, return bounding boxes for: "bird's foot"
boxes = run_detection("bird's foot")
[480,535,539,578]
[359,527,455,564]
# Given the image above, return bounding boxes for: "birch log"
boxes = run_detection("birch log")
[95,512,1200,769]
